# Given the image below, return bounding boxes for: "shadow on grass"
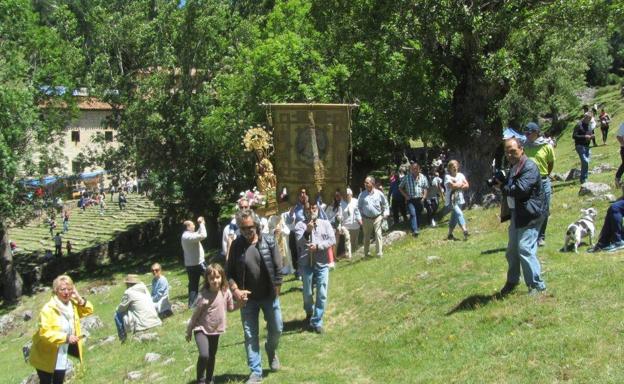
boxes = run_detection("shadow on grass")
[201,373,249,384]
[552,180,578,190]
[283,317,308,335]
[0,301,18,313]
[446,292,504,315]
[480,247,507,255]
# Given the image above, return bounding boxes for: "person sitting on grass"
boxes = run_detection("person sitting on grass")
[114,274,162,342]
[588,193,624,253]
[150,263,172,316]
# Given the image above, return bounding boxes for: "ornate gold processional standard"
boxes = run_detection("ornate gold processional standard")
[265,103,356,205]
[243,104,356,216]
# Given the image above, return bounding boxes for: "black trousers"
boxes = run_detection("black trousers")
[288,231,298,273]
[195,332,220,382]
[37,369,66,384]
[186,264,205,307]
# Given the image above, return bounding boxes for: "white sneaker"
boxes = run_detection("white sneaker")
[431,219,437,227]
[329,262,335,270]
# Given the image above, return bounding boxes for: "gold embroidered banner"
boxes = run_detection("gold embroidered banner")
[267,104,354,205]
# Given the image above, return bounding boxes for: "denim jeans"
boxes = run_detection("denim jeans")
[240,296,283,376]
[406,198,423,234]
[538,178,552,241]
[575,145,590,183]
[505,210,546,290]
[449,204,465,232]
[596,200,624,246]
[114,311,126,340]
[301,264,329,328]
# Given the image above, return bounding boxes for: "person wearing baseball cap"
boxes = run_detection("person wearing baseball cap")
[524,122,555,247]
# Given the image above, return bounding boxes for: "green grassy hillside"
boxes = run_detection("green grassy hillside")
[9,193,160,255]
[2,85,624,383]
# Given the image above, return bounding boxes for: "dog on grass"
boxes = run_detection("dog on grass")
[562,208,597,253]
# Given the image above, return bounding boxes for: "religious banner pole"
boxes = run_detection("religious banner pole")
[307,111,325,195]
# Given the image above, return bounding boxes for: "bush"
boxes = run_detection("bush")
[607,73,622,85]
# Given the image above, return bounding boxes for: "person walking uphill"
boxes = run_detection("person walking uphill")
[495,138,546,296]
[524,122,555,247]
[296,201,336,334]
[399,162,429,237]
[573,112,595,184]
[181,216,207,308]
[227,208,283,384]
[30,275,93,384]
[358,176,389,258]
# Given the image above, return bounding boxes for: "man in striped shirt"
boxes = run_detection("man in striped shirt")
[399,162,429,237]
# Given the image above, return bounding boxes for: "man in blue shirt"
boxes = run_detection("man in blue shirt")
[358,176,389,257]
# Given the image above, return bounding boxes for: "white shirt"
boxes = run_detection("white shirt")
[181,223,207,266]
[340,198,361,230]
[444,173,467,206]
[221,218,239,256]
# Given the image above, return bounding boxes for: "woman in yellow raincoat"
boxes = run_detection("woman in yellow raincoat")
[30,275,93,383]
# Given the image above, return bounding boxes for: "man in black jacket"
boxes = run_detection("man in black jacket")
[496,137,547,296]
[573,112,595,184]
[227,209,283,384]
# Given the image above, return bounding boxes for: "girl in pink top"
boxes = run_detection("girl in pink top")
[186,264,236,384]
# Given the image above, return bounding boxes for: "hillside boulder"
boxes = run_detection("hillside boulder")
[81,315,104,333]
[578,182,611,197]
[565,169,582,181]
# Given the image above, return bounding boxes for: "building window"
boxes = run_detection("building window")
[72,161,82,174]
[105,131,113,142]
[71,131,80,142]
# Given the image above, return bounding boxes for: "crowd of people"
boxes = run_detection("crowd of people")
[31,112,624,384]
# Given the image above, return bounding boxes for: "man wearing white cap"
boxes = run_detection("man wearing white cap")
[340,188,362,258]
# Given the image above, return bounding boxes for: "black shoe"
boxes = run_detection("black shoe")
[447,234,457,241]
[500,282,518,296]
[412,232,420,238]
[463,231,470,241]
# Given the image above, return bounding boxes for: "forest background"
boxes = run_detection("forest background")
[1,0,624,301]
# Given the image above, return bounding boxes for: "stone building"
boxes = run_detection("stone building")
[61,97,120,175]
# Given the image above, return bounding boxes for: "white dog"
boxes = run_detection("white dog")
[563,208,597,253]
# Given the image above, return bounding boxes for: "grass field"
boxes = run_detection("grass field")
[8,193,160,255]
[2,86,624,383]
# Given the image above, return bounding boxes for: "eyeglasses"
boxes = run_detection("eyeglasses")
[240,225,255,231]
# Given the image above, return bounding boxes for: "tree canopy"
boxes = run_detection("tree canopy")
[1,0,621,299]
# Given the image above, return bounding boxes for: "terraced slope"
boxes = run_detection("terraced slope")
[9,193,160,255]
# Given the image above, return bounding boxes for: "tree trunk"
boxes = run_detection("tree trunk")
[447,72,508,204]
[0,223,23,302]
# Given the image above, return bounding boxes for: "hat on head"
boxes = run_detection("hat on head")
[524,122,540,133]
[124,274,140,285]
